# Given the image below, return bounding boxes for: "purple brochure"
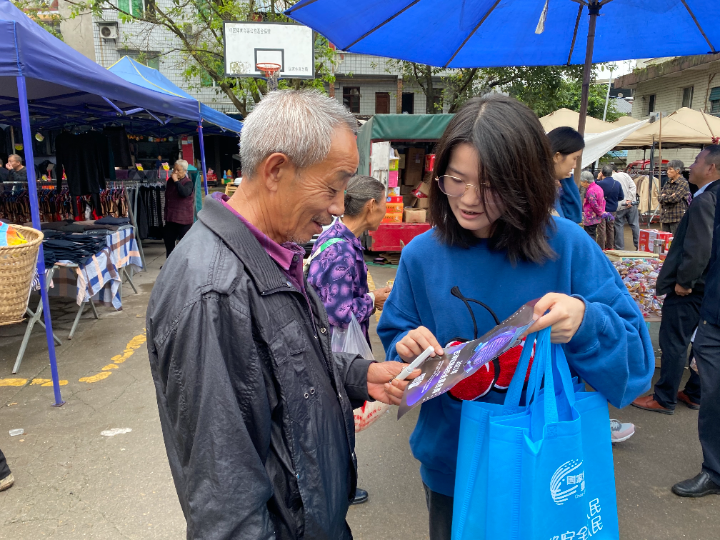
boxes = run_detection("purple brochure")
[397,301,538,419]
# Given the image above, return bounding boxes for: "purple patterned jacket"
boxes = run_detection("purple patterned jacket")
[307,220,374,342]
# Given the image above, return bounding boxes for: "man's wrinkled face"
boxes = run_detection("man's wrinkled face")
[278,127,358,244]
[689,150,716,186]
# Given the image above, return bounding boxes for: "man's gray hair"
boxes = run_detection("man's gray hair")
[344,175,385,217]
[668,159,684,172]
[174,159,188,173]
[8,154,21,163]
[601,165,614,178]
[580,170,595,183]
[240,90,357,178]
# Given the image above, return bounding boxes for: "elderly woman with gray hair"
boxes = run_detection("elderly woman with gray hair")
[163,158,194,257]
[307,175,391,346]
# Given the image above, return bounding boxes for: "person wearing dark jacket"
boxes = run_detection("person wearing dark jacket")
[146,90,415,540]
[6,154,27,182]
[596,165,624,250]
[633,147,720,415]
[163,159,194,258]
[672,145,720,498]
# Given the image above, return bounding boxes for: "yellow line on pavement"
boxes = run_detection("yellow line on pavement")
[0,378,68,387]
[79,329,147,384]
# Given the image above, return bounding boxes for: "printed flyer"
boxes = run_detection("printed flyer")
[397,301,538,419]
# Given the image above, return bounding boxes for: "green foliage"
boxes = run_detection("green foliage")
[12,0,63,38]
[67,0,337,116]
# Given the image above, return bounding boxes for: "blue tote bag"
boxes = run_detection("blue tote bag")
[452,328,620,540]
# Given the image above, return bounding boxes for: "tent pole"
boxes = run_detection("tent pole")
[574,0,601,184]
[16,76,64,407]
[198,122,209,196]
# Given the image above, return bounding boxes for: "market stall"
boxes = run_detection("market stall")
[357,114,454,252]
[0,0,242,399]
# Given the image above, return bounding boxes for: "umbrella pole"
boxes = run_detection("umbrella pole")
[198,122,209,196]
[574,1,601,184]
[16,76,64,407]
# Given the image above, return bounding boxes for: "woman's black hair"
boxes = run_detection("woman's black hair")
[429,94,557,264]
[547,126,586,156]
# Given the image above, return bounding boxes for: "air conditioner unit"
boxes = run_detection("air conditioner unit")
[98,22,118,40]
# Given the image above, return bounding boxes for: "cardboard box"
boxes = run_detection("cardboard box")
[398,154,406,169]
[414,197,430,209]
[639,230,672,253]
[404,208,427,223]
[400,185,414,195]
[386,202,404,213]
[402,194,414,207]
[381,212,403,224]
[387,187,400,197]
[405,148,426,186]
[415,181,430,197]
[386,195,403,203]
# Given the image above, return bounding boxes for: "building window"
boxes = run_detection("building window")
[375,92,390,114]
[402,92,414,114]
[710,87,720,115]
[682,86,694,108]
[647,94,656,115]
[343,87,360,114]
[118,0,145,17]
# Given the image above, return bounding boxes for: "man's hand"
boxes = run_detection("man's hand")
[5,163,11,170]
[675,283,692,296]
[395,326,443,363]
[523,293,586,344]
[373,287,392,310]
[367,362,420,406]
[625,200,632,208]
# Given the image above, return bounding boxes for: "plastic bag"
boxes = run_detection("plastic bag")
[331,313,389,432]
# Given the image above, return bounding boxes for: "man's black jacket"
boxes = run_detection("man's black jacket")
[146,195,373,539]
[656,180,720,296]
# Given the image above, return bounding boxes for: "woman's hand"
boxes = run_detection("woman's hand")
[373,287,392,310]
[524,293,586,344]
[395,326,443,363]
[171,171,180,182]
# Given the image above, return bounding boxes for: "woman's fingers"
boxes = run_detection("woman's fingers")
[396,327,444,362]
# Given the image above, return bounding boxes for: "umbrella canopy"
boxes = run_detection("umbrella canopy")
[0,0,200,124]
[616,107,720,149]
[108,57,243,133]
[287,0,717,68]
[612,116,641,127]
[539,108,615,134]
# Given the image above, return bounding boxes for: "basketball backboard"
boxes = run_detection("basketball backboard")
[224,22,314,79]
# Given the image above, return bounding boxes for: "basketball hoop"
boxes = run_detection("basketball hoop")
[257,63,281,92]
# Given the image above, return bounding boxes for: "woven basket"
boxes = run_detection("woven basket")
[0,225,43,326]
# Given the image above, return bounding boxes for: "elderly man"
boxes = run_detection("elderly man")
[147,91,414,539]
[5,154,27,182]
[659,160,691,235]
[163,159,194,258]
[672,145,720,498]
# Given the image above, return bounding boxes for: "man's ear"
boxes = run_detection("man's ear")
[258,153,294,193]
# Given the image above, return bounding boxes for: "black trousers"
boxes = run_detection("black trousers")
[424,483,453,540]
[163,221,192,258]
[585,224,598,242]
[694,320,720,485]
[0,447,10,480]
[654,292,703,409]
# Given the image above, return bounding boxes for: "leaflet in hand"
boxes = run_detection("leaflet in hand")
[397,301,538,419]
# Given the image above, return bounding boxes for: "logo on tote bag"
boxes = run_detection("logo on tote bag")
[550,459,586,505]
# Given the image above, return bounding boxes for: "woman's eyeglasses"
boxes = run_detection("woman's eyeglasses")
[435,175,493,198]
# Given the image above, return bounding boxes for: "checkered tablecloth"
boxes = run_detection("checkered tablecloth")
[47,227,143,310]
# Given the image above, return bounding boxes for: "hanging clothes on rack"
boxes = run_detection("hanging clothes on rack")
[125,182,165,240]
[103,126,132,168]
[54,130,110,196]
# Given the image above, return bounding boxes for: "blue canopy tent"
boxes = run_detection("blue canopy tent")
[108,57,243,194]
[288,0,718,177]
[0,0,220,404]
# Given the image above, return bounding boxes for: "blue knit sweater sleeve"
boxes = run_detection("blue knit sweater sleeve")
[564,237,655,408]
[558,177,582,223]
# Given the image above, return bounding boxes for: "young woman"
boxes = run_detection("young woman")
[377,95,654,540]
[548,126,584,223]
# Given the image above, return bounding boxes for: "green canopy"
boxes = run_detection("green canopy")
[357,114,454,175]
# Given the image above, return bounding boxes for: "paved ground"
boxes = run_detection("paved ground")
[0,236,718,539]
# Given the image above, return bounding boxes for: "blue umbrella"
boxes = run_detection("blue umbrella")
[287,0,717,137]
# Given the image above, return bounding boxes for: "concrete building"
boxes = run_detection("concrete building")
[329,53,451,117]
[615,54,720,165]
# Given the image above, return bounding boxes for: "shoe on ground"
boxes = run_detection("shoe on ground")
[0,474,14,492]
[631,395,673,414]
[672,471,720,498]
[610,419,635,443]
[351,487,368,505]
[677,391,700,410]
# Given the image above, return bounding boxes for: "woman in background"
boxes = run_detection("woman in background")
[548,126,584,223]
